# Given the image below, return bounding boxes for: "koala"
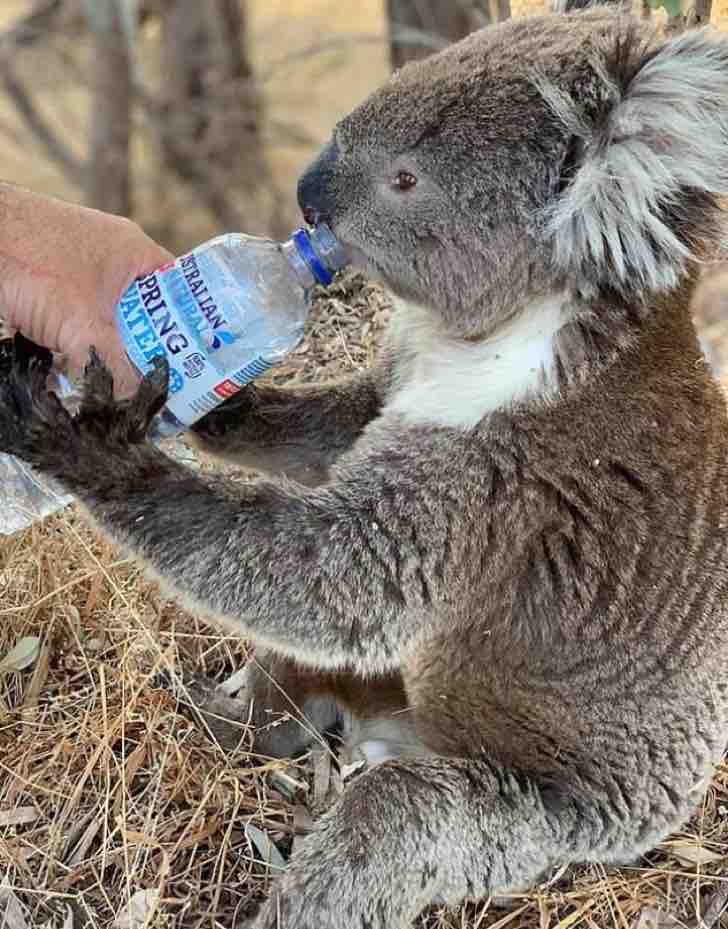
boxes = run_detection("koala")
[3,8,728,928]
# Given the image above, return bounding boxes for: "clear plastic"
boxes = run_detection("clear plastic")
[0,368,76,535]
[0,224,347,535]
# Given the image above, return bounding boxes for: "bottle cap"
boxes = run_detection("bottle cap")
[292,224,348,286]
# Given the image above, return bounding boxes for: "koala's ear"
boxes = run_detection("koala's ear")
[543,26,728,295]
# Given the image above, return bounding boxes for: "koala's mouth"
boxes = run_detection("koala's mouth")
[339,243,389,286]
[334,236,397,292]
[340,243,370,271]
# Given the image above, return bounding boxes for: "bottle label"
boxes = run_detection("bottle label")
[116,248,273,426]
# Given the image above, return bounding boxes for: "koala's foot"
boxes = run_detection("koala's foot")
[160,655,340,760]
[0,342,169,488]
[158,670,256,753]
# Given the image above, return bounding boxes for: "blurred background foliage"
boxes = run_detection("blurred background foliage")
[0,0,716,255]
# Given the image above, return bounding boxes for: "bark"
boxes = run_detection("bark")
[85,0,132,214]
[157,0,281,234]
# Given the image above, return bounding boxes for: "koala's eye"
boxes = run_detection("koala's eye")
[392,170,417,192]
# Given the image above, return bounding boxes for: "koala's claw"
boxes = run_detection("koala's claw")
[125,355,169,439]
[78,349,169,441]
[0,343,170,481]
[78,347,115,416]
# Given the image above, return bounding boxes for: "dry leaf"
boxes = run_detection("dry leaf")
[245,823,286,872]
[339,758,365,782]
[114,889,159,929]
[633,907,683,929]
[65,605,80,630]
[268,770,307,800]
[120,830,156,846]
[0,637,40,674]
[0,807,39,828]
[312,748,331,804]
[21,638,50,709]
[669,842,725,867]
[112,742,147,819]
[65,812,102,868]
[0,887,30,929]
[174,816,220,851]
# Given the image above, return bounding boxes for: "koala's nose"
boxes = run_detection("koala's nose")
[302,206,320,226]
[297,139,339,225]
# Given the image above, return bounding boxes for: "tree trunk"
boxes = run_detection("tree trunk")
[84,0,132,215]
[206,0,263,177]
[161,0,209,143]
[157,0,285,236]
[386,1,489,69]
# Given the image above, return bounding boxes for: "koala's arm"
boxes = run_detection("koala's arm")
[50,448,443,673]
[188,361,390,485]
[5,358,446,674]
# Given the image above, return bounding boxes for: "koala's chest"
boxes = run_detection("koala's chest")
[382,296,566,430]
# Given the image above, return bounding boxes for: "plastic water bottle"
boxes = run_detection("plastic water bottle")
[0,223,347,535]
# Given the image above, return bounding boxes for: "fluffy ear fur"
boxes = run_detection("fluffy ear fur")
[540,24,728,296]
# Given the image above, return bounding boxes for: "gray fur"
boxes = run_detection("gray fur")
[2,10,728,929]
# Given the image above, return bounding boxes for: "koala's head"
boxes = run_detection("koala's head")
[298,10,728,337]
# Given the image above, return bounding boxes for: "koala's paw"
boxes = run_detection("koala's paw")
[0,346,169,482]
[75,349,169,446]
[190,384,255,440]
[0,354,67,464]
[158,668,255,753]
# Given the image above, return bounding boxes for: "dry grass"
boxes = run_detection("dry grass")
[3,275,728,929]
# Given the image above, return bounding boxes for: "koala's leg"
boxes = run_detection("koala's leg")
[175,651,341,758]
[249,756,586,929]
[188,367,386,486]
[177,651,410,760]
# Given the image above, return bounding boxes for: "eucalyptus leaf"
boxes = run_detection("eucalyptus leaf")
[0,887,30,929]
[245,823,287,871]
[114,889,159,929]
[633,907,682,929]
[0,637,41,674]
[669,841,725,867]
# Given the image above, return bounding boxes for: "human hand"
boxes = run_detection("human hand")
[0,183,172,397]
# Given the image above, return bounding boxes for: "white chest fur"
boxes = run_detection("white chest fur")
[384,294,570,429]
